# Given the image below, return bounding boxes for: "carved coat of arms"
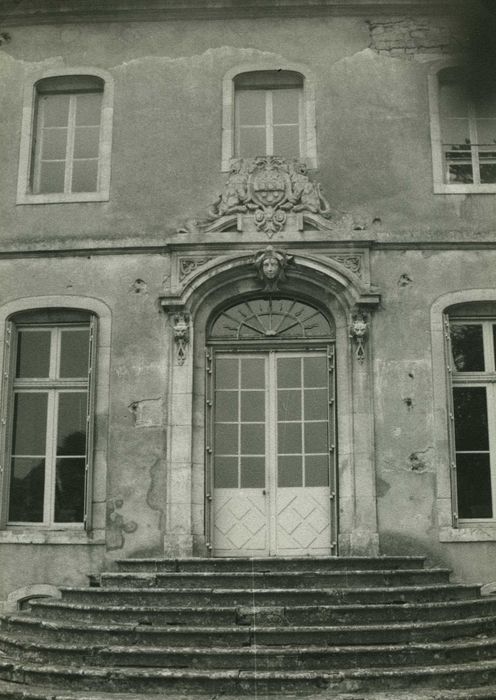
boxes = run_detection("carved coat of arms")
[206,156,332,237]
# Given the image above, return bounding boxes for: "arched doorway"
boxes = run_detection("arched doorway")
[205,297,337,557]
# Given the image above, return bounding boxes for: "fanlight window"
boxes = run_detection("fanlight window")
[209,298,334,341]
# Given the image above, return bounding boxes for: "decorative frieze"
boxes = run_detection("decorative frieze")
[179,257,213,281]
[329,254,363,278]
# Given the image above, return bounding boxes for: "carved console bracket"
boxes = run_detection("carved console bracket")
[164,307,190,366]
[349,307,369,364]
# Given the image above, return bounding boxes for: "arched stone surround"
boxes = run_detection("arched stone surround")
[160,250,380,556]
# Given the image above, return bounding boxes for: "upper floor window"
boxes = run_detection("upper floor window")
[430,66,496,193]
[234,71,303,160]
[17,71,113,204]
[1,310,96,528]
[222,66,317,171]
[33,76,103,195]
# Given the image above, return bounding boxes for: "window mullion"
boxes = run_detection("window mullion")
[487,383,496,518]
[266,90,274,156]
[468,102,481,186]
[44,389,58,526]
[65,95,77,193]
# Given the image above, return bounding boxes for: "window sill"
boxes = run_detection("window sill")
[434,184,496,194]
[440,525,496,542]
[0,528,105,545]
[17,192,110,205]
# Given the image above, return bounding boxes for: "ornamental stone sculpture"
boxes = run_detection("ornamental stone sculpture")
[349,309,369,363]
[254,246,294,291]
[206,156,332,237]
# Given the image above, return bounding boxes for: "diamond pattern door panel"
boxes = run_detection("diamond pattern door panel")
[213,490,268,555]
[276,487,330,555]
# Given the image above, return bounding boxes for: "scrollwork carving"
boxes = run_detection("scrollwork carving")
[171,312,190,366]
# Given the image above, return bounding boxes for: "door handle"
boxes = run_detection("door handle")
[262,489,267,495]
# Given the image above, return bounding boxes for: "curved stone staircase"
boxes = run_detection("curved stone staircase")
[2,556,496,699]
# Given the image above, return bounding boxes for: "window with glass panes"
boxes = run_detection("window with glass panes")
[5,311,95,526]
[439,67,496,186]
[234,71,303,159]
[449,318,496,520]
[32,76,104,194]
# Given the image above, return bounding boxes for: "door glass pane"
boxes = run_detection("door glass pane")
[238,127,266,157]
[277,357,301,388]
[241,358,265,389]
[241,391,264,422]
[71,159,98,192]
[216,358,238,389]
[240,457,265,488]
[54,457,85,522]
[305,455,329,487]
[57,392,87,455]
[278,455,302,487]
[304,389,327,420]
[450,324,485,371]
[216,391,238,422]
[39,160,65,193]
[273,125,299,158]
[12,393,48,455]
[304,422,328,454]
[42,94,70,127]
[278,389,301,421]
[214,456,238,488]
[215,423,238,454]
[74,126,100,159]
[8,457,45,522]
[453,386,489,451]
[278,421,302,453]
[75,93,102,126]
[236,90,266,126]
[16,330,51,378]
[304,356,327,387]
[272,89,299,124]
[241,424,265,454]
[42,128,68,160]
[59,329,90,378]
[456,453,493,518]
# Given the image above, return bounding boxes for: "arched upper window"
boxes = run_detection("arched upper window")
[429,65,496,193]
[221,65,317,171]
[17,70,114,204]
[209,298,334,341]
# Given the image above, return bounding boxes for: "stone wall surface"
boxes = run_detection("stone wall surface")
[0,4,496,604]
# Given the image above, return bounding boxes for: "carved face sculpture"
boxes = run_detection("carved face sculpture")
[352,318,368,338]
[262,255,280,280]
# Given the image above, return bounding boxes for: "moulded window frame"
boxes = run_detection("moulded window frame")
[431,292,496,544]
[0,297,111,546]
[7,323,92,529]
[428,61,496,194]
[449,317,496,524]
[221,63,317,172]
[17,68,114,205]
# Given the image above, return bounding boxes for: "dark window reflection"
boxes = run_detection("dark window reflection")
[16,330,51,378]
[456,453,493,518]
[9,458,45,522]
[453,387,489,451]
[54,457,85,522]
[450,324,484,371]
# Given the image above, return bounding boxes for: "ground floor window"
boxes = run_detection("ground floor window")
[448,314,496,521]
[2,309,96,527]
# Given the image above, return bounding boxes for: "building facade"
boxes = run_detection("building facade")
[0,0,495,610]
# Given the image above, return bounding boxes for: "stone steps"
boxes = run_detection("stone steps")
[28,596,496,625]
[114,555,427,573]
[4,657,496,695]
[99,568,452,589]
[4,635,496,670]
[58,582,482,606]
[1,556,496,696]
